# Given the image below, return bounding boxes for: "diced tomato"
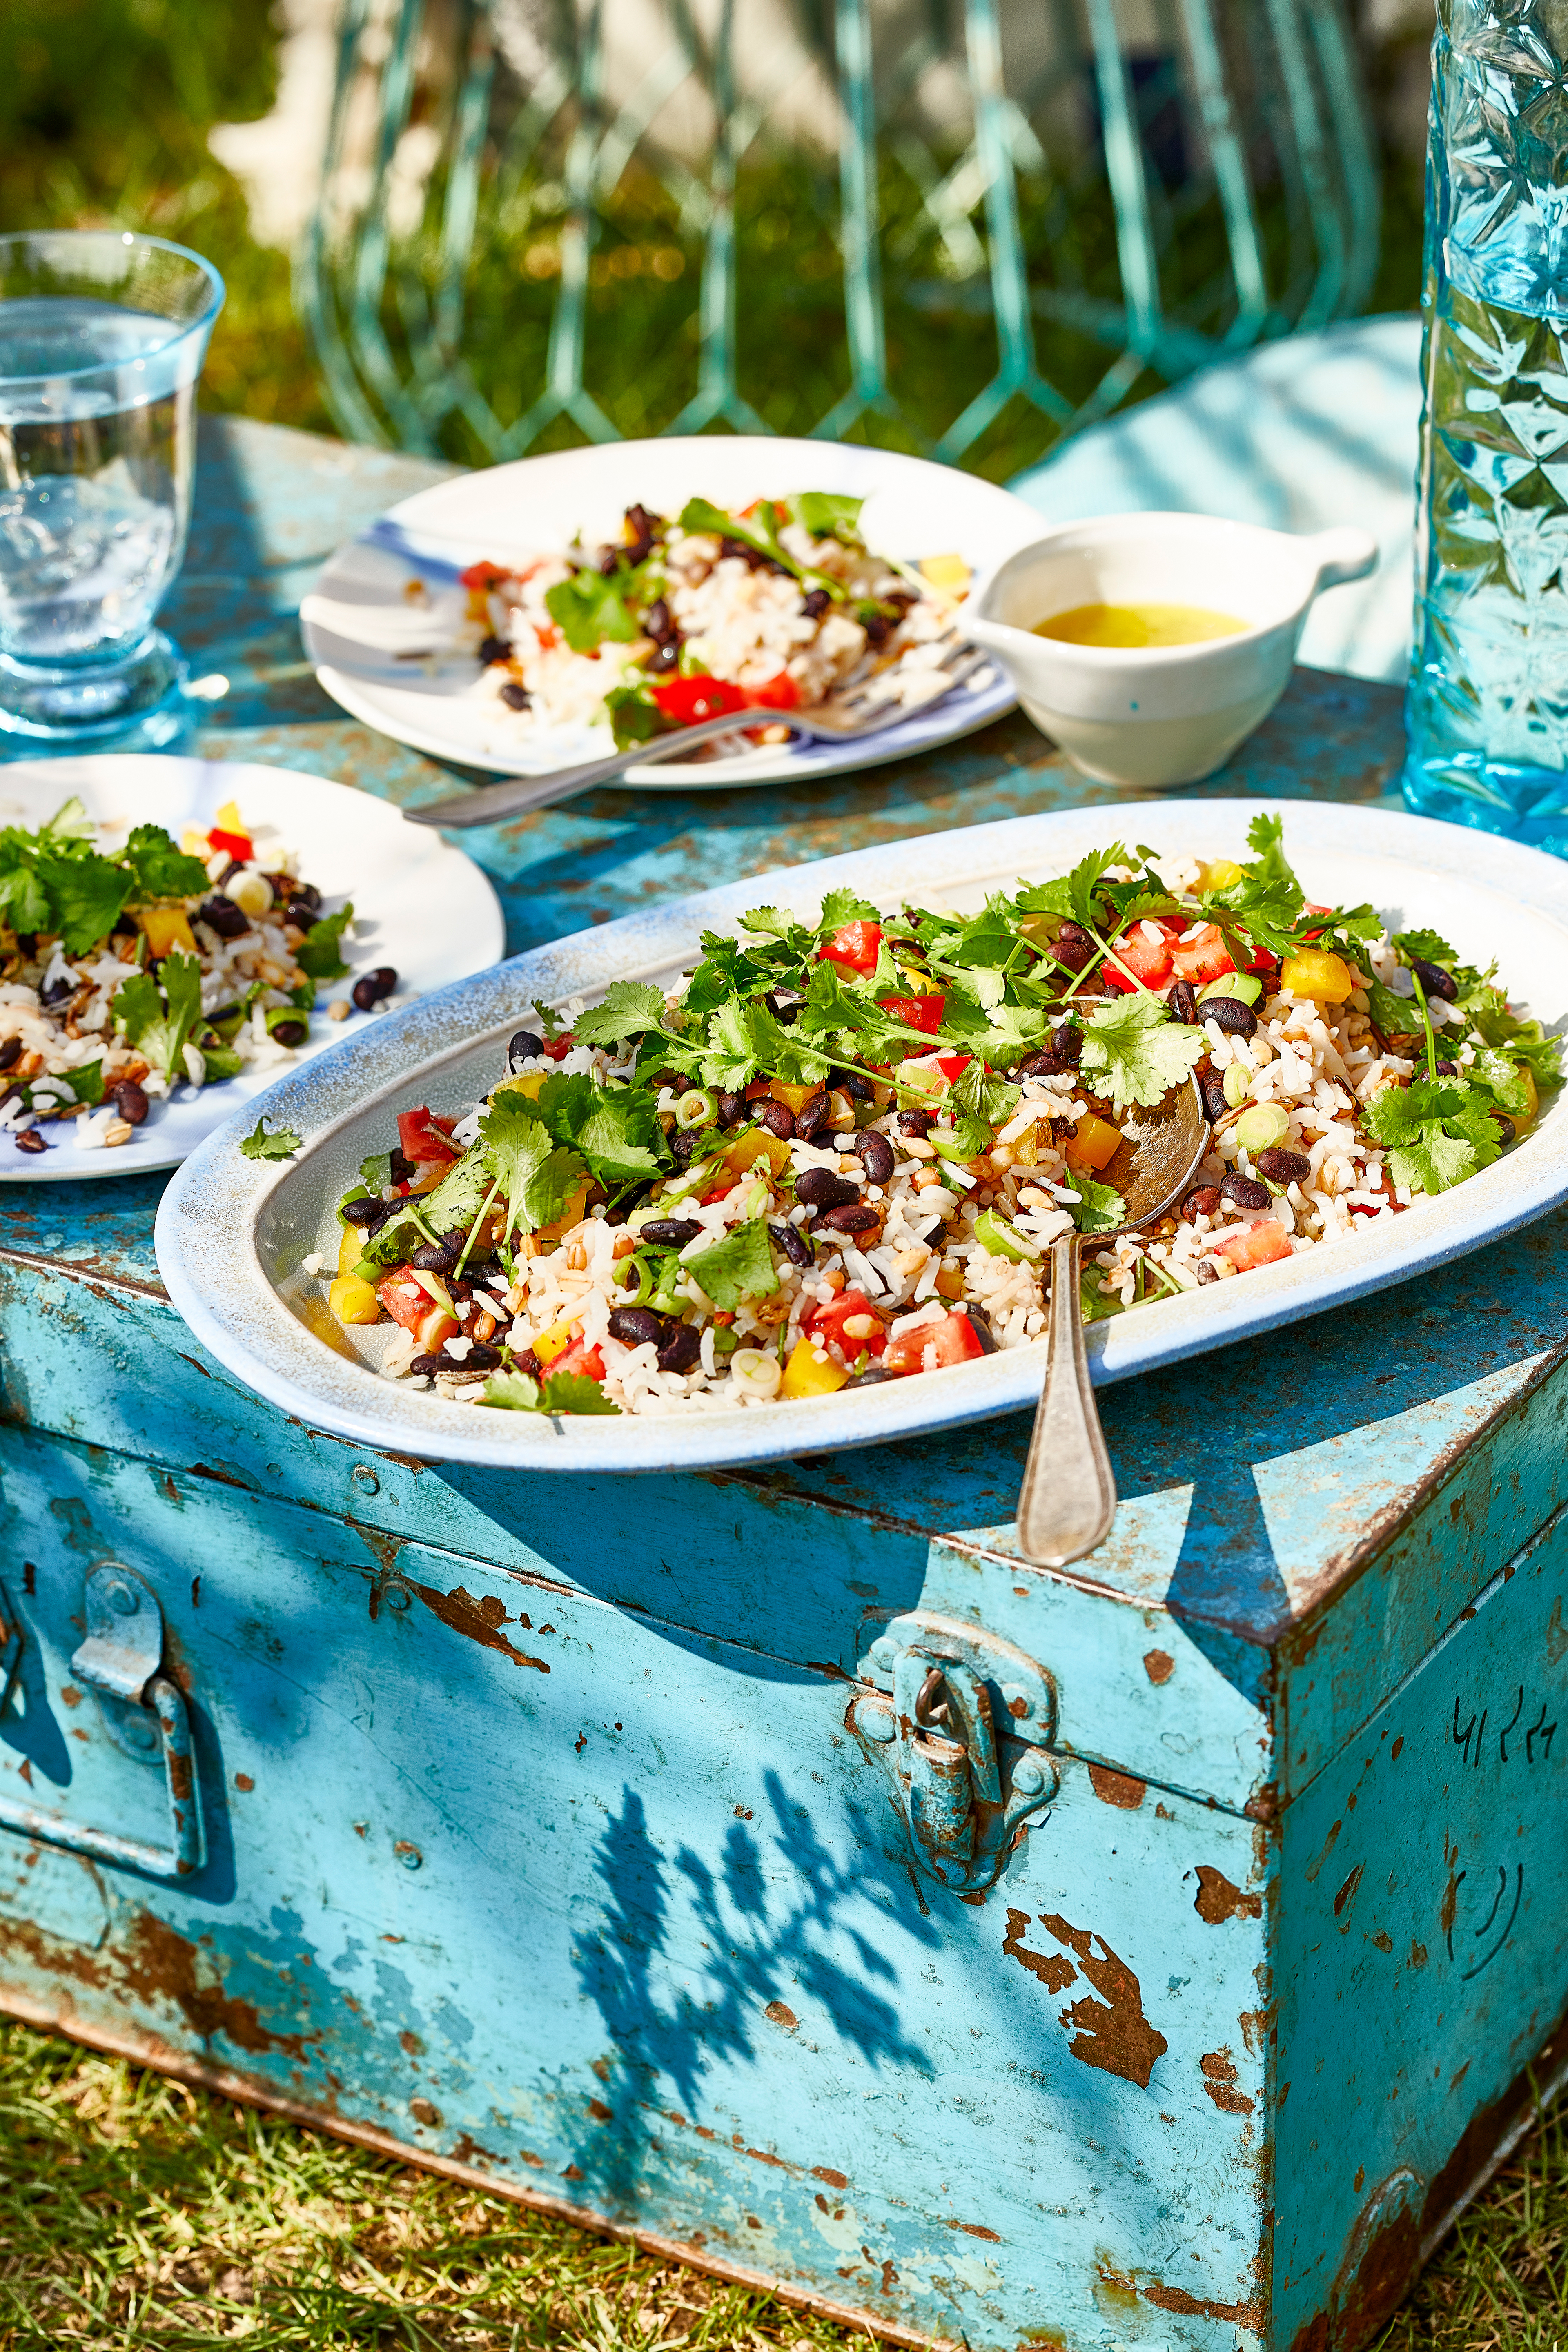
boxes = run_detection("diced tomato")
[1169,924,1236,985]
[207,826,254,863]
[397,1106,461,1165]
[1217,1220,1294,1272]
[459,559,510,590]
[743,1078,773,1100]
[699,1180,734,1205]
[741,670,799,711]
[935,1051,972,1082]
[541,1031,575,1062]
[878,992,946,1034]
[551,1336,607,1382]
[650,674,748,724]
[806,1287,887,1359]
[884,1309,986,1376]
[1103,927,1174,991]
[378,1268,436,1334]
[818,920,883,974]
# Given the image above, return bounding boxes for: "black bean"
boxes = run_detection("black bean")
[408,1354,448,1376]
[1013,1050,1061,1080]
[1200,1074,1229,1124]
[0,1040,19,1074]
[646,637,681,673]
[643,597,674,643]
[40,974,75,1008]
[478,634,512,666]
[625,503,662,545]
[609,1305,671,1349]
[596,543,622,576]
[657,1323,703,1373]
[896,1107,933,1138]
[802,587,832,619]
[770,1219,812,1265]
[1412,957,1459,1002]
[640,1218,701,1247]
[917,1218,947,1248]
[1181,1185,1221,1222]
[1057,920,1094,949]
[755,1099,795,1141]
[796,1168,858,1210]
[1221,1174,1271,1211]
[289,903,320,931]
[793,1090,831,1141]
[352,967,398,1012]
[290,879,323,911]
[15,1128,46,1154]
[1200,995,1258,1038]
[670,1129,702,1165]
[412,1229,467,1273]
[821,1201,881,1235]
[846,1363,892,1386]
[1197,1261,1218,1285]
[1049,1022,1083,1063]
[833,1066,875,1101]
[763,988,801,1025]
[1435,1058,1458,1076]
[499,682,531,711]
[1494,1114,1517,1146]
[343,1194,383,1227]
[389,1147,415,1183]
[507,1029,543,1071]
[1254,1147,1312,1186]
[1170,978,1198,1026]
[854,1129,895,1184]
[1045,935,1094,974]
[269,1018,308,1047]
[715,1089,745,1130]
[964,1303,999,1356]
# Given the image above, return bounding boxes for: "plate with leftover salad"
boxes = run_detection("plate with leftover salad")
[0,755,503,1180]
[300,437,1041,786]
[156,801,1568,1472]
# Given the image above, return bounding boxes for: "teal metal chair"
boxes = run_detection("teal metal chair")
[298,0,1380,472]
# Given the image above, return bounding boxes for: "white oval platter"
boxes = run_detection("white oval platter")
[155,800,1568,1473]
[301,435,1042,788]
[0,754,504,1180]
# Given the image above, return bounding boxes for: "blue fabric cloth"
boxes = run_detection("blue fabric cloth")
[1008,316,1422,683]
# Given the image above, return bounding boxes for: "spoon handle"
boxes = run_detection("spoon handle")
[1015,1232,1118,1568]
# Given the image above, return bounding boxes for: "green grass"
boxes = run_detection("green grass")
[0,2017,1562,2350]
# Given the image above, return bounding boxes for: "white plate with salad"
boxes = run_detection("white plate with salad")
[154,800,1568,1473]
[301,437,1041,788]
[0,755,504,1180]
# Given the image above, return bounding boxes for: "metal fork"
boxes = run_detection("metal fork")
[404,638,990,828]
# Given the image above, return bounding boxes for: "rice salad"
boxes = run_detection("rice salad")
[454,490,969,753]
[316,813,1560,1419]
[0,796,393,1160]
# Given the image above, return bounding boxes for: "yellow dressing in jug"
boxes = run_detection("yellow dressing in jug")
[1034,601,1248,648]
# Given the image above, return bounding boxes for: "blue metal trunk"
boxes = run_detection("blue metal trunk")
[0,1178,1563,2352]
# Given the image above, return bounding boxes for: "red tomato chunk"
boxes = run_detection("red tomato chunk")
[1104,926,1174,991]
[1169,924,1236,985]
[818,920,883,973]
[397,1106,461,1165]
[878,992,946,1033]
[884,1310,985,1375]
[807,1287,888,1359]
[1217,1220,1293,1272]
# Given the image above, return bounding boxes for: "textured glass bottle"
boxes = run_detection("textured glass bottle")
[1405,0,1568,852]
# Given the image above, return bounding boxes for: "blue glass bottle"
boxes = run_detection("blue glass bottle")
[1404,1,1568,853]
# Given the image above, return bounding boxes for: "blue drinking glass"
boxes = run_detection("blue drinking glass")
[0,230,225,749]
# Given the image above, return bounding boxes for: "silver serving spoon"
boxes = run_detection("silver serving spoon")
[1016,1076,1211,1568]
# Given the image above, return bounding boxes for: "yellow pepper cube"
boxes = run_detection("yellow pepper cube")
[136,906,198,958]
[534,1319,579,1365]
[1065,1112,1123,1172]
[329,1274,383,1326]
[779,1336,850,1400]
[1279,949,1355,1004]
[722,1126,792,1182]
[493,1071,546,1101]
[337,1224,370,1278]
[1198,857,1246,892]
[770,1080,817,1115]
[919,552,971,594]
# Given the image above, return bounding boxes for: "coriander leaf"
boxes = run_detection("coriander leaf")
[200,1045,244,1082]
[1065,843,1131,932]
[40,796,96,846]
[572,980,668,1047]
[1080,1266,1127,1322]
[531,998,565,1040]
[477,1095,586,1241]
[296,903,354,981]
[1365,974,1418,1039]
[1244,811,1297,889]
[788,490,864,543]
[239,1117,301,1160]
[545,566,641,652]
[122,823,210,903]
[62,1059,105,1107]
[360,1150,394,1194]
[484,1367,620,1416]
[0,863,50,935]
[1363,1076,1502,1196]
[604,683,668,748]
[1067,1172,1127,1234]
[112,948,205,1082]
[38,849,132,956]
[683,1217,778,1310]
[1470,1046,1535,1114]
[1077,996,1205,1110]
[420,1149,497,1235]
[530,1071,668,1186]
[1392,927,1459,969]
[818,886,882,931]
[738,904,808,943]
[947,1060,1019,1158]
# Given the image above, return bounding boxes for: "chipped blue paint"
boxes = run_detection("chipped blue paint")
[0,417,1563,2352]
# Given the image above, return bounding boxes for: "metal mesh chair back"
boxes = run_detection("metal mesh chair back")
[298,0,1379,475]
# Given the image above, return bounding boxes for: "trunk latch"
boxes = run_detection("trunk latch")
[850,1611,1058,1893]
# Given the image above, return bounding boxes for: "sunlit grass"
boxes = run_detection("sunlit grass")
[0,2019,1562,2350]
